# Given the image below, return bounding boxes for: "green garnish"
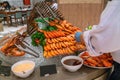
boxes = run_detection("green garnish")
[31,31,45,46]
[42,26,57,31]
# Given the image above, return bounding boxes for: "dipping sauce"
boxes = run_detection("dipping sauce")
[13,63,34,72]
[63,59,81,66]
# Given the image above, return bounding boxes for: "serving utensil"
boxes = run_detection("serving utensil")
[14,37,39,58]
[15,44,39,58]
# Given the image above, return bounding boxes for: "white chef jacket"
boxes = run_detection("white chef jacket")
[83,0,120,63]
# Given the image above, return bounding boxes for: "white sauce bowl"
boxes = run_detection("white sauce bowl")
[61,56,83,72]
[11,60,35,78]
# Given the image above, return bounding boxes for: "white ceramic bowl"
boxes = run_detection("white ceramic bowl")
[61,56,83,72]
[11,60,35,78]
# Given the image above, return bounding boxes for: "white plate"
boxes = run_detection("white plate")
[78,51,112,69]
[83,64,112,69]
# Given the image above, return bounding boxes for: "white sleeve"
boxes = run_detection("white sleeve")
[83,0,120,56]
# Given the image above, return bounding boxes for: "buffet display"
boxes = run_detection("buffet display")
[0,1,113,78]
[0,1,86,58]
[0,19,86,58]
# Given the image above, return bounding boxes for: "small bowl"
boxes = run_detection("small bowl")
[11,60,35,78]
[61,56,83,72]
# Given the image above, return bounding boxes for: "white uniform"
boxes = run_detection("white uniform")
[83,0,120,63]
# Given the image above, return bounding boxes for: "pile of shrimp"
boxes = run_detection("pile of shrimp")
[80,51,113,67]
[38,19,85,58]
[0,36,25,57]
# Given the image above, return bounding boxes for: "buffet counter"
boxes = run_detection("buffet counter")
[0,57,109,80]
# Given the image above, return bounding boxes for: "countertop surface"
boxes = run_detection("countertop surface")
[0,57,108,80]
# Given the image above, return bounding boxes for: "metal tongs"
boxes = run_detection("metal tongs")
[15,38,39,58]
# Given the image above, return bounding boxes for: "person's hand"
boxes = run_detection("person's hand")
[75,32,86,50]
[75,32,82,42]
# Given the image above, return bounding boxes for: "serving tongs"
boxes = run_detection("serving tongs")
[15,38,39,58]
